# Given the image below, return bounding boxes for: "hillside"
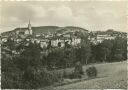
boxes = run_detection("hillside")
[56,26,88,34]
[32,26,59,34]
[32,26,88,34]
[53,61,127,89]
[1,26,88,36]
[93,30,127,36]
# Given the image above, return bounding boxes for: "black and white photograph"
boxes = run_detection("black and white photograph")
[0,0,127,89]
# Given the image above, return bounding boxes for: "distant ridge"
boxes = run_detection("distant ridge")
[1,26,88,36]
[32,26,59,34]
[56,26,88,34]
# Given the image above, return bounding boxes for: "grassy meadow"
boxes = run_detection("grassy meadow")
[53,61,127,89]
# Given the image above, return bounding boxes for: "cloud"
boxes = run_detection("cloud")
[52,6,73,19]
[0,1,127,33]
[31,6,46,18]
[2,5,35,24]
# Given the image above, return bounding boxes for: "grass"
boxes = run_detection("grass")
[53,61,127,89]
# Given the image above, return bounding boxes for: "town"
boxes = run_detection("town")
[1,20,126,50]
[1,1,127,89]
[1,20,127,89]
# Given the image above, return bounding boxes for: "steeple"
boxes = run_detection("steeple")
[28,19,32,35]
[28,19,31,30]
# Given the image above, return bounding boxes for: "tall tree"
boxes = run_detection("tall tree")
[76,33,91,65]
[112,36,127,61]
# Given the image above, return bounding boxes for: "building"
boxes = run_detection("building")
[89,34,116,44]
[15,20,33,35]
[71,37,81,46]
[1,36,8,43]
[28,20,33,35]
[40,39,48,48]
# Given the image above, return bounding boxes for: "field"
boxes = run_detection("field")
[53,61,127,89]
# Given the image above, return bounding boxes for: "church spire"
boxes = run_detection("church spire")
[28,19,31,30]
[28,19,32,35]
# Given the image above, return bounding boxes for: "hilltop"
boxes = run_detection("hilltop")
[1,26,88,36]
[32,26,59,34]
[56,26,88,34]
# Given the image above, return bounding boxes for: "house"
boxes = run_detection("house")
[16,38,22,43]
[71,36,81,46]
[105,36,115,40]
[51,39,59,47]
[60,40,65,47]
[40,41,48,48]
[63,34,71,38]
[89,34,116,44]
[1,36,8,42]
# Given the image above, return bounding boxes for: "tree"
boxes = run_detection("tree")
[91,39,114,63]
[2,40,62,89]
[100,40,113,62]
[74,61,84,76]
[14,41,43,82]
[4,37,16,52]
[91,36,127,63]
[76,33,91,65]
[111,36,127,61]
[47,48,65,69]
[47,40,52,49]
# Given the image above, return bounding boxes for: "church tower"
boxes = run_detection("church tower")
[28,20,33,35]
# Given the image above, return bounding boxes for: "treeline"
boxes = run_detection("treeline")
[91,37,127,63]
[46,36,127,69]
[1,35,127,89]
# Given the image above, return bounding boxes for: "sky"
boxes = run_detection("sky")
[0,1,127,33]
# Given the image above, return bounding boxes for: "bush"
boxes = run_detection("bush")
[2,67,62,89]
[63,61,84,79]
[23,68,62,88]
[86,66,97,78]
[1,71,24,89]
